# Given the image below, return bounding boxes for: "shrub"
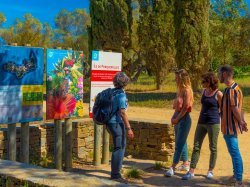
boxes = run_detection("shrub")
[124,167,144,179]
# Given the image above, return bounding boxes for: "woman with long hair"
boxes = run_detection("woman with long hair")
[182,72,222,180]
[165,69,194,177]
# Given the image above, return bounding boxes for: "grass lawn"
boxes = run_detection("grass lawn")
[124,73,250,112]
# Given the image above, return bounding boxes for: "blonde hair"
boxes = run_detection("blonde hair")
[175,69,194,101]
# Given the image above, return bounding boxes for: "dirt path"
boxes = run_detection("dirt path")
[126,106,250,186]
[81,104,250,186]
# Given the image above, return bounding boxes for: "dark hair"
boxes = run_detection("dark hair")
[113,72,130,89]
[219,64,233,77]
[201,72,218,90]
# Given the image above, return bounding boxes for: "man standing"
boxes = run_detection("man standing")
[219,65,247,187]
[106,72,134,183]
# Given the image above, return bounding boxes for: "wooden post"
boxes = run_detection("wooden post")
[20,122,29,163]
[19,44,31,164]
[54,119,62,170]
[93,123,102,166]
[8,123,16,161]
[64,118,72,171]
[101,127,110,164]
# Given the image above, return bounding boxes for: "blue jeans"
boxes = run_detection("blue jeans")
[174,123,188,162]
[106,122,126,179]
[173,113,191,164]
[224,135,243,181]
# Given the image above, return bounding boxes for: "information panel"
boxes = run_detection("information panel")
[46,49,84,120]
[89,50,122,117]
[0,46,44,124]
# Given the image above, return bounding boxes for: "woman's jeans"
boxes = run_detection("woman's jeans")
[190,124,220,170]
[174,123,188,162]
[106,122,126,179]
[173,113,191,164]
[224,135,243,181]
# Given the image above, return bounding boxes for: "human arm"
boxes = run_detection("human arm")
[120,109,134,139]
[231,106,247,131]
[172,88,192,125]
[229,89,248,132]
[216,90,223,109]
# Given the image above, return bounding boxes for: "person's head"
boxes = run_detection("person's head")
[201,72,219,90]
[113,72,130,89]
[218,64,234,83]
[175,69,192,92]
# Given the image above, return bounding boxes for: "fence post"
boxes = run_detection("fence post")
[7,43,18,161]
[101,128,110,164]
[20,44,31,164]
[8,123,16,161]
[93,123,102,166]
[20,122,29,163]
[54,119,62,170]
[64,118,72,171]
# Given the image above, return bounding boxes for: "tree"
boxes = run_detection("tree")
[1,13,42,46]
[122,0,146,81]
[54,9,90,52]
[40,22,54,48]
[138,0,175,90]
[174,0,210,90]
[210,0,248,68]
[89,0,132,52]
[0,12,6,27]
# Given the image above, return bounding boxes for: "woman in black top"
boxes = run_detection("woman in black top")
[182,72,223,180]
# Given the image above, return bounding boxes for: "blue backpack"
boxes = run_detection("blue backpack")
[93,88,123,125]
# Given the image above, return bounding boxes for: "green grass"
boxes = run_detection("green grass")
[81,72,250,112]
[124,167,144,179]
[124,73,250,112]
[154,161,167,170]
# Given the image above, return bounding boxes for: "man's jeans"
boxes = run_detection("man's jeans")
[173,113,192,164]
[224,135,243,181]
[106,122,126,179]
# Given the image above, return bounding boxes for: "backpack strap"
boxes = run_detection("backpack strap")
[111,88,125,123]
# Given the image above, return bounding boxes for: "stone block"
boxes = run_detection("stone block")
[78,139,86,147]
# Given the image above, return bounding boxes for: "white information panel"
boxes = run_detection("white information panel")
[89,51,122,117]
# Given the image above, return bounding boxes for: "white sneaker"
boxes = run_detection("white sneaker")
[176,164,190,171]
[182,171,195,180]
[206,171,213,179]
[164,167,174,177]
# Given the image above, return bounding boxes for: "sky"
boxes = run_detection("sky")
[0,0,89,28]
[0,0,249,28]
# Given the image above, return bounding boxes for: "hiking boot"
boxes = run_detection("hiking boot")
[206,171,214,179]
[235,181,244,187]
[164,167,174,177]
[176,164,190,171]
[182,172,194,180]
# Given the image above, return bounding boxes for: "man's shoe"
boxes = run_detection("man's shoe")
[164,167,174,177]
[235,181,244,187]
[111,177,128,184]
[182,172,194,180]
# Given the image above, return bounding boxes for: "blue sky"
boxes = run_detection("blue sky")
[0,0,249,28]
[0,0,89,27]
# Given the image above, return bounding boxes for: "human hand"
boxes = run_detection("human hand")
[171,118,178,125]
[127,129,134,139]
[241,121,248,132]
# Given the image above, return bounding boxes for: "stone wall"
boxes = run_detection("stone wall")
[0,118,174,163]
[127,119,174,161]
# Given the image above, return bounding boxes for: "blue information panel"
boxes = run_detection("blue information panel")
[0,46,44,124]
